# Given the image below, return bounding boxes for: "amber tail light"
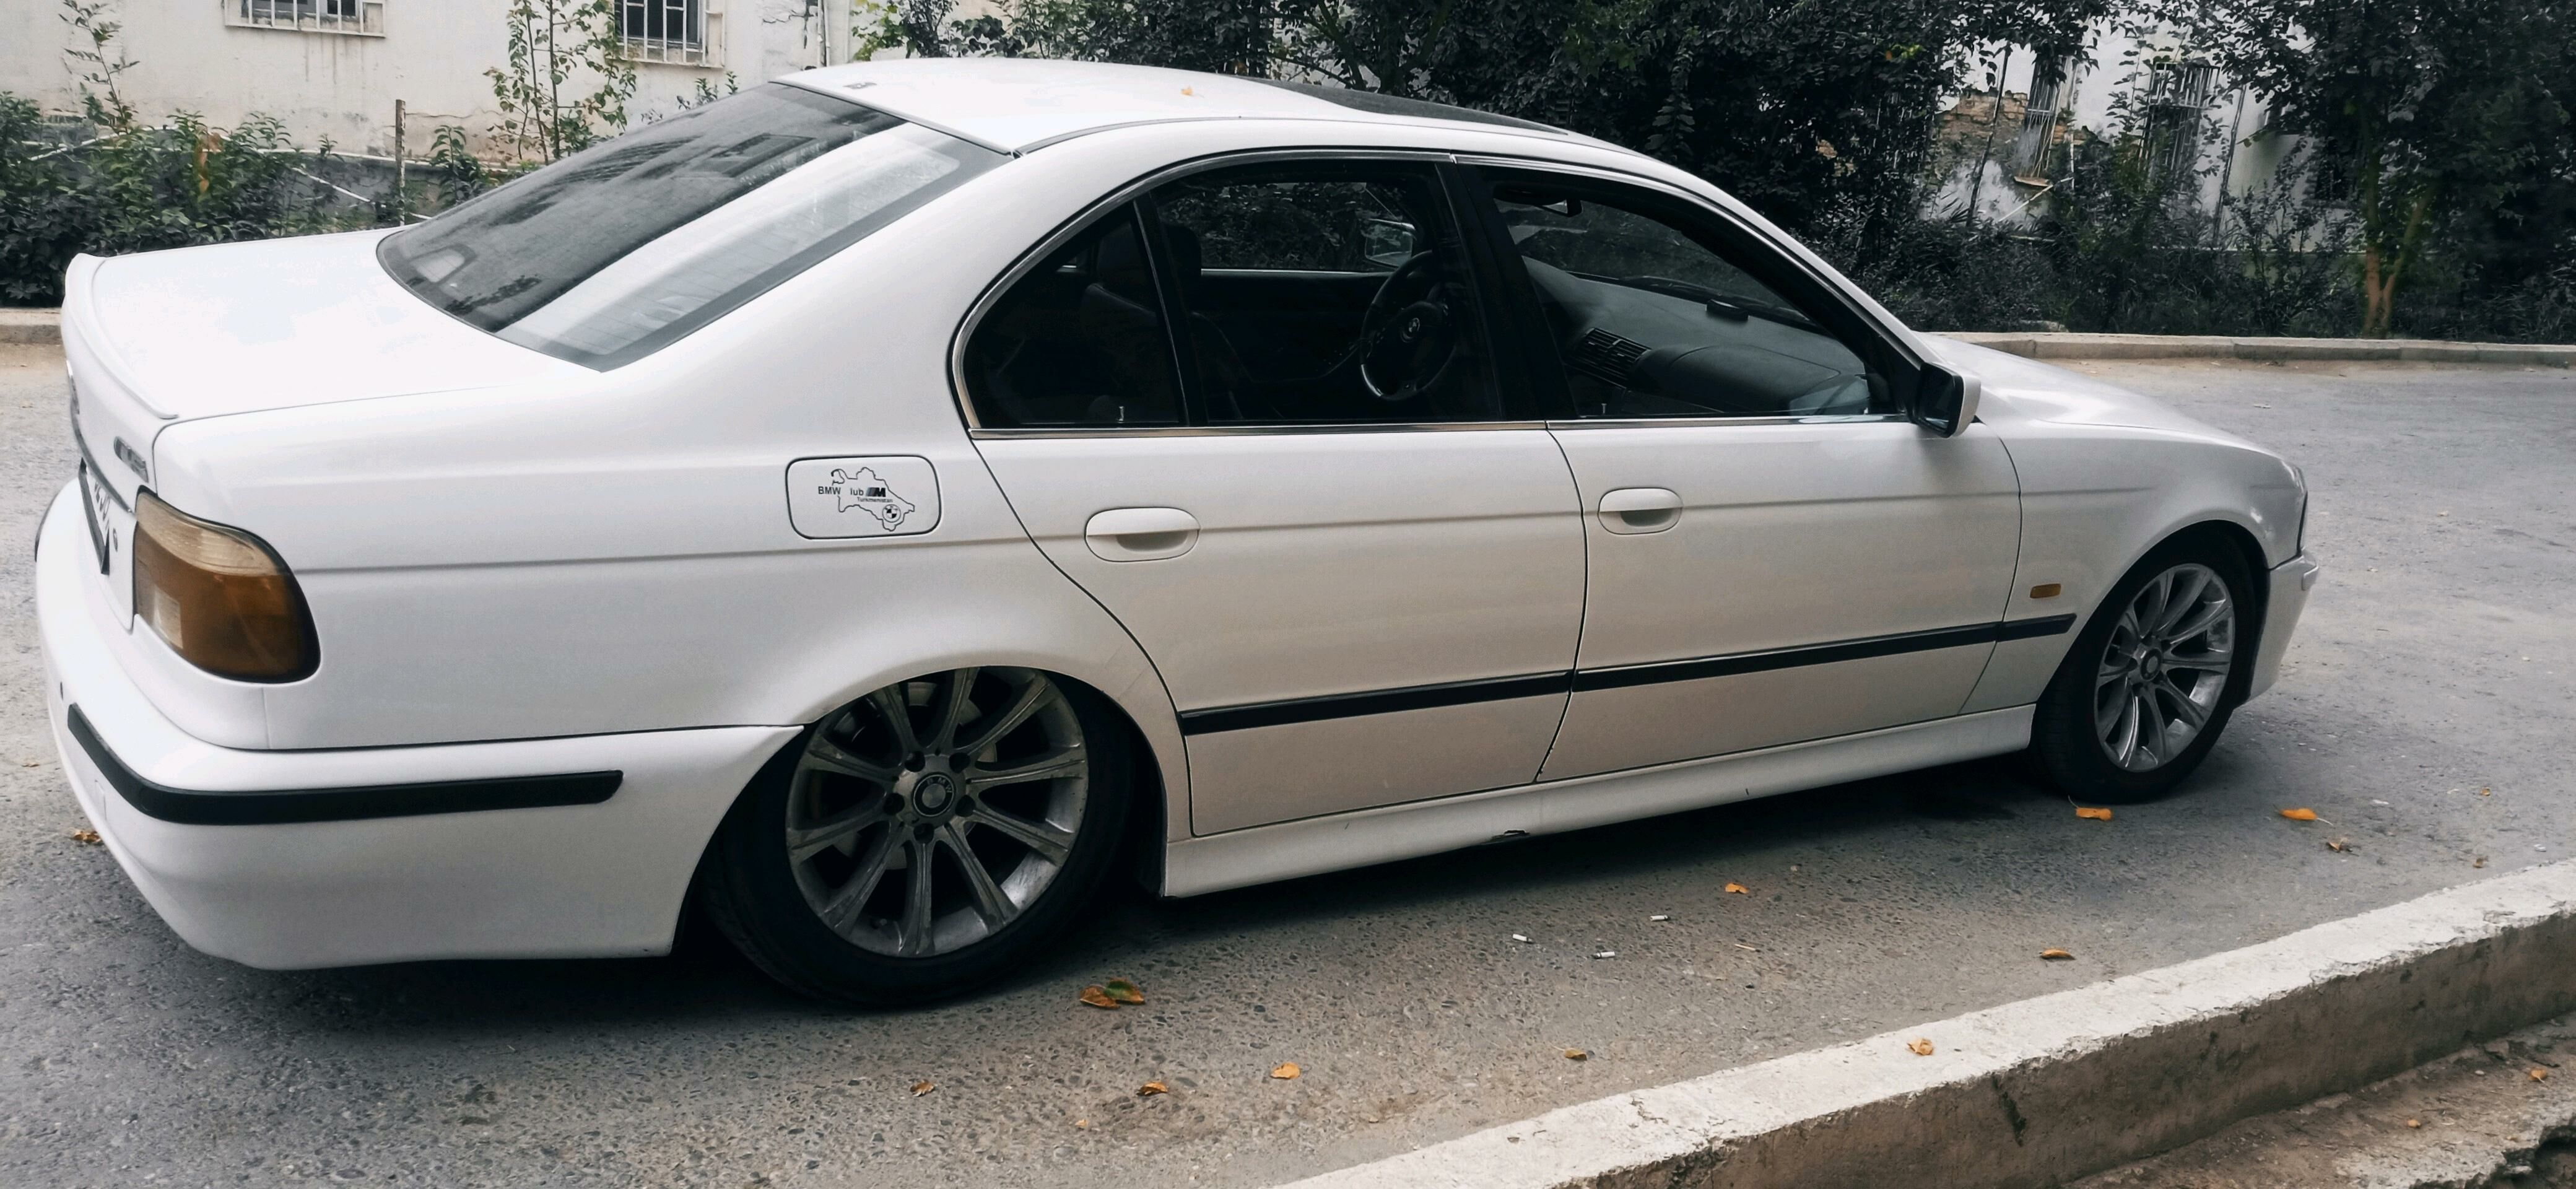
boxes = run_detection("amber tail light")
[133,491,317,682]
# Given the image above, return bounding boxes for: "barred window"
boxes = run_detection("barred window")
[230,0,384,35]
[622,0,721,65]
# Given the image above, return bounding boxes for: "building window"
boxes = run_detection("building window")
[228,0,385,36]
[622,0,723,66]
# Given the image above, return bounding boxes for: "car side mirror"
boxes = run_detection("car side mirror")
[1360,217,1417,268]
[1910,364,1981,437]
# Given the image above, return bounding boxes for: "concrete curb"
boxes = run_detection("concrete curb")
[0,309,62,346]
[1289,861,2576,1189]
[1940,330,2576,367]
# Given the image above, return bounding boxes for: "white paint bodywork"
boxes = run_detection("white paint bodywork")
[37,60,2313,969]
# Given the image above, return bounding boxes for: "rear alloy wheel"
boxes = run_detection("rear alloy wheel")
[2031,541,2254,804]
[702,667,1131,1006]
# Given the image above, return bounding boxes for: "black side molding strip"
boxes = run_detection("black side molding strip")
[67,705,622,825]
[1575,622,2000,692]
[1179,671,1573,736]
[1996,613,2079,640]
[1178,614,2080,735]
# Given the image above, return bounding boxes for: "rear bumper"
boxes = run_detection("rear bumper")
[2247,554,2320,703]
[37,483,797,969]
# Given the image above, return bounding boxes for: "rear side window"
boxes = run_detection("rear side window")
[379,84,1000,369]
[961,204,1183,429]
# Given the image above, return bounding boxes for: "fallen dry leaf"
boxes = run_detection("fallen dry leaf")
[2406,1118,2423,1129]
[909,1081,935,1097]
[2481,787,2493,797]
[1137,1081,1168,1097]
[1907,1039,1935,1056]
[1076,1118,1090,1129]
[2327,837,2352,853]
[2040,948,2074,960]
[2279,808,2320,822]
[69,829,101,846]
[2075,806,2114,821]
[1724,882,1750,894]
[1103,978,1145,1005]
[2534,1069,2551,1082]
[20,760,39,767]
[1563,1048,1588,1061]
[2476,856,2490,868]
[1270,1062,1301,1081]
[1078,985,1120,1009]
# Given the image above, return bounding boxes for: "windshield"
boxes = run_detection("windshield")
[379,84,1001,368]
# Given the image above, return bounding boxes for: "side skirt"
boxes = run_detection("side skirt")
[1159,706,2034,898]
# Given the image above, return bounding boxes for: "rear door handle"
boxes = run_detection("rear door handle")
[1598,487,1681,534]
[1084,507,1199,561]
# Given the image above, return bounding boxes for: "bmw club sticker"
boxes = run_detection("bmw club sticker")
[785,456,940,539]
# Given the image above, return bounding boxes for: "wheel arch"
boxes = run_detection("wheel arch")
[675,655,1186,946]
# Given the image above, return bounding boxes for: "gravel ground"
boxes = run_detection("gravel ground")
[1,346,2571,1187]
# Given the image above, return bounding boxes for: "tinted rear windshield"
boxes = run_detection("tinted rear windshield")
[379,84,1001,368]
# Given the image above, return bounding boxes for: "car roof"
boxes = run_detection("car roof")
[781,58,1575,155]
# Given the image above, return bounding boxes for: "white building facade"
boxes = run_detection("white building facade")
[4,1,883,157]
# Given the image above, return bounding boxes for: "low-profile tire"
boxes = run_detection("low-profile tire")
[701,667,1132,1007]
[2030,536,2255,804]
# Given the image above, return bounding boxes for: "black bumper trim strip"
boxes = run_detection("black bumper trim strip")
[1180,614,2082,735]
[66,705,622,825]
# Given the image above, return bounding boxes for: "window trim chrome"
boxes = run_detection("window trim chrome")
[949,146,1562,438]
[968,420,1552,441]
[1543,413,1912,431]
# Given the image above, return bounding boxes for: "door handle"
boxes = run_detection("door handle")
[1598,487,1681,534]
[1084,507,1199,561]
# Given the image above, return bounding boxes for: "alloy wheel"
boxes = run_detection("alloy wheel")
[785,668,1089,958]
[2093,562,2236,772]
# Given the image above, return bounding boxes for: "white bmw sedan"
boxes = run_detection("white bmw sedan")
[38,59,2317,1004]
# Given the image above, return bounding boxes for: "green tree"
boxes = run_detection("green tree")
[487,0,638,163]
[938,0,2106,252]
[2165,0,2574,335]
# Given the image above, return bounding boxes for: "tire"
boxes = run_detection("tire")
[2030,536,2256,804]
[700,668,1133,1006]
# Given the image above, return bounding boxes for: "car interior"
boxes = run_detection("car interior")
[1151,168,1499,424]
[1489,183,1879,419]
[962,168,1882,430]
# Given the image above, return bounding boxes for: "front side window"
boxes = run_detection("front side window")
[1149,160,1503,425]
[379,84,999,368]
[1479,175,1878,419]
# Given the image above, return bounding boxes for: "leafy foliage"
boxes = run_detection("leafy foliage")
[0,96,374,305]
[486,0,638,164]
[2158,0,2576,334]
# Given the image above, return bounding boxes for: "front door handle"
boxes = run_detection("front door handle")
[1598,487,1681,534]
[1084,507,1199,561]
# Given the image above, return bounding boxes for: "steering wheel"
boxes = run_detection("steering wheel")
[1356,253,1464,403]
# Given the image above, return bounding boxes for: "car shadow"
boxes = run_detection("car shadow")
[280,754,2068,1030]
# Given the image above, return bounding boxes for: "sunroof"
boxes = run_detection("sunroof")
[1251,79,1565,134]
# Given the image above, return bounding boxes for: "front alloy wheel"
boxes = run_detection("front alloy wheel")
[702,667,1132,1006]
[2031,539,2253,804]
[2091,562,2235,773]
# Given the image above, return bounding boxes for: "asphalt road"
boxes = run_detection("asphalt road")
[1,346,2570,1188]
